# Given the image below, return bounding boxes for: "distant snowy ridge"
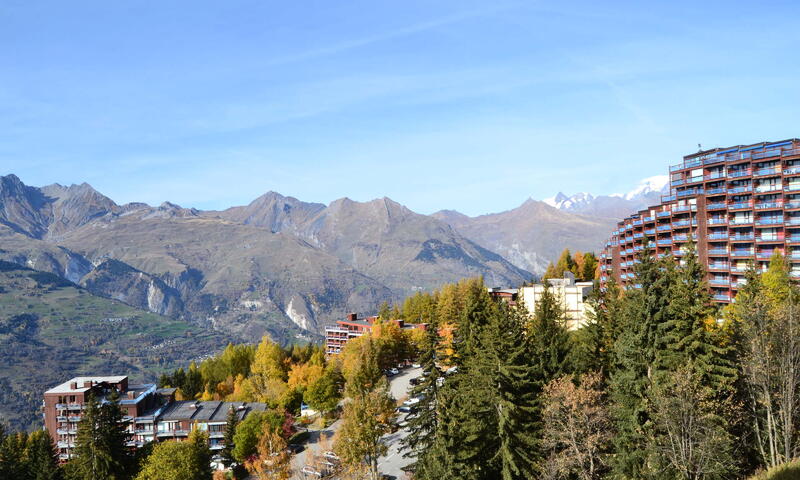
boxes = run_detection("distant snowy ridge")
[543,175,670,218]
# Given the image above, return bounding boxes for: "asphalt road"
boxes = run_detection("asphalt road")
[290,366,421,480]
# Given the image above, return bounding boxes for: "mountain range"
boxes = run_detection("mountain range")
[0,173,666,343]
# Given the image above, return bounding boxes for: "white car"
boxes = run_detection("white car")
[403,397,421,406]
[389,368,399,375]
[412,363,421,368]
[301,466,322,477]
[323,451,341,461]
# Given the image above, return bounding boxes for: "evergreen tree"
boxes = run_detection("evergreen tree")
[26,430,62,480]
[70,394,131,480]
[71,396,116,480]
[0,427,27,479]
[658,243,736,392]
[402,327,443,466]
[528,284,571,380]
[581,252,599,282]
[571,278,624,376]
[220,406,239,468]
[609,246,675,478]
[483,305,537,480]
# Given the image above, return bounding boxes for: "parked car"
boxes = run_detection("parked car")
[385,369,396,377]
[301,466,323,477]
[389,367,399,375]
[412,363,421,368]
[323,451,341,461]
[409,377,421,386]
[397,406,411,413]
[403,397,421,406]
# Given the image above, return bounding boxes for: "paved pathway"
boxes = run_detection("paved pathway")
[290,366,422,479]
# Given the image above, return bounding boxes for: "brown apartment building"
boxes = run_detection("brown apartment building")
[42,376,160,461]
[601,138,800,303]
[324,313,427,355]
[43,375,269,462]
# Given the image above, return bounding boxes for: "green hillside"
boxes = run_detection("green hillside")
[0,261,229,430]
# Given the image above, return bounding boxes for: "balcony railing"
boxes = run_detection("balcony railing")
[708,248,729,255]
[643,216,655,222]
[754,167,782,176]
[731,251,755,257]
[709,279,731,286]
[656,239,672,246]
[730,234,754,241]
[672,220,691,227]
[671,179,685,186]
[784,166,800,175]
[786,203,800,210]
[705,172,726,180]
[707,202,727,210]
[714,294,732,302]
[729,202,753,210]
[677,189,703,197]
[707,233,728,240]
[756,185,782,193]
[633,233,644,239]
[728,185,753,194]
[788,236,800,243]
[755,202,784,210]
[786,184,800,192]
[708,263,730,270]
[757,236,785,242]
[707,218,727,225]
[656,225,672,231]
[657,211,672,218]
[644,229,656,235]
[728,170,751,178]
[730,218,753,225]
[755,217,784,225]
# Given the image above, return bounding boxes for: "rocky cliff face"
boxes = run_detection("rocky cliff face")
[433,199,616,275]
[3,175,530,342]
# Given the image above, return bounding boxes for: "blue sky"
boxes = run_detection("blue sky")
[1,0,799,216]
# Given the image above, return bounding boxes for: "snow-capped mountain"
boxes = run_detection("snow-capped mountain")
[611,175,670,201]
[544,175,669,219]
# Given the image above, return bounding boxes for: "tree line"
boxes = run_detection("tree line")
[399,247,800,479]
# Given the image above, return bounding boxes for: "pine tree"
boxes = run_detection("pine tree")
[26,430,62,480]
[658,243,736,392]
[220,406,239,468]
[528,284,571,380]
[571,278,624,376]
[609,247,675,478]
[402,327,443,465]
[582,252,599,281]
[0,427,27,479]
[484,305,537,480]
[71,396,116,480]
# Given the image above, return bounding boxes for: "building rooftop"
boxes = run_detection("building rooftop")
[45,376,128,394]
[159,400,269,422]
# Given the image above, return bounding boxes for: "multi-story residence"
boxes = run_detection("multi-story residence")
[601,138,800,303]
[42,376,160,461]
[43,375,272,462]
[324,313,427,355]
[157,400,268,451]
[519,272,594,329]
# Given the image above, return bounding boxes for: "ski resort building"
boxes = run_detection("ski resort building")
[601,138,800,303]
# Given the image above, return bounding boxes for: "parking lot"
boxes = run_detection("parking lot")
[291,366,421,479]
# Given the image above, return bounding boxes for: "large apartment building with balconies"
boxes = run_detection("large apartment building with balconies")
[600,138,800,303]
[42,376,161,461]
[43,375,268,462]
